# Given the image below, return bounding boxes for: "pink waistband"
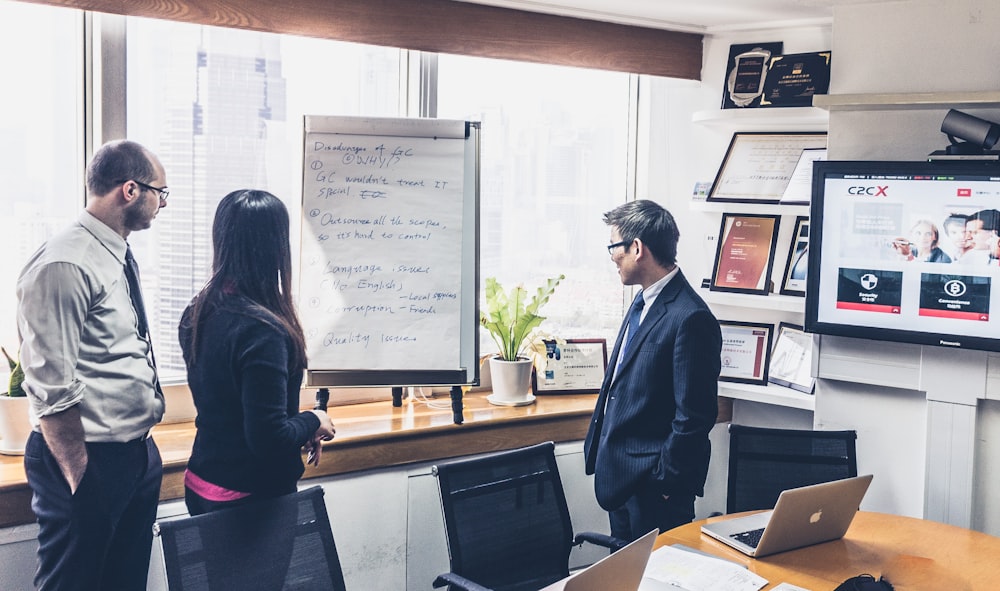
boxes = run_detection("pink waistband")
[184,469,251,502]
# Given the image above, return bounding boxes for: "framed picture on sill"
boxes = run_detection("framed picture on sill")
[710,213,781,296]
[707,132,828,204]
[719,321,774,385]
[532,338,607,395]
[780,216,809,297]
[767,322,815,394]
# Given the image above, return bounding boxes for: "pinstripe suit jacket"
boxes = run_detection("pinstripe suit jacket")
[583,270,722,511]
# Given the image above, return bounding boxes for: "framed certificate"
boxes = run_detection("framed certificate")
[767,323,815,393]
[708,132,828,203]
[719,321,774,385]
[780,216,809,297]
[532,339,607,394]
[780,148,826,204]
[710,213,781,295]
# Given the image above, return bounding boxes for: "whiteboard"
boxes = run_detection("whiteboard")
[299,116,480,387]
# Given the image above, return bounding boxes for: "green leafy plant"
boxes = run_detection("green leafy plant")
[2,346,26,397]
[480,275,564,365]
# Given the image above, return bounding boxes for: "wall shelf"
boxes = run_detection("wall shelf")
[812,91,1000,111]
[692,106,828,131]
[700,289,804,313]
[719,381,815,411]
[690,200,810,216]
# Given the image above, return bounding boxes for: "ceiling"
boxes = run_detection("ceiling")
[455,0,883,33]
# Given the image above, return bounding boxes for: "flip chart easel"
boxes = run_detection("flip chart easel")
[299,116,480,422]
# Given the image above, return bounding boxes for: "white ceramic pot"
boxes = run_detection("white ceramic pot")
[488,357,535,406]
[0,395,31,455]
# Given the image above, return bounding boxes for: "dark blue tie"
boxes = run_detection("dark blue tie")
[125,245,162,396]
[124,246,148,337]
[622,292,645,356]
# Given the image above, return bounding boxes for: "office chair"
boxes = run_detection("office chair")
[155,485,347,591]
[431,441,624,591]
[727,423,858,514]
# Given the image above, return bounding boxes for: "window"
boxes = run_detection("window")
[0,1,83,357]
[124,17,404,381]
[435,55,634,349]
[2,4,639,385]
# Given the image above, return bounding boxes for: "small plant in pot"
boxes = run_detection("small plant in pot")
[0,346,30,455]
[480,275,564,406]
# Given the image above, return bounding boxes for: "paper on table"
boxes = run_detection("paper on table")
[772,584,812,591]
[643,545,768,591]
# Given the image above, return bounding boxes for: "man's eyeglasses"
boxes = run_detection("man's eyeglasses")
[607,240,632,254]
[130,180,169,202]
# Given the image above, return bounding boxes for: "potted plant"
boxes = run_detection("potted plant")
[480,275,564,405]
[0,346,30,455]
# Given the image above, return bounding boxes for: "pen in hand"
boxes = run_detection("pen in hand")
[307,388,335,466]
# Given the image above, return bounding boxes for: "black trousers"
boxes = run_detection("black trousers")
[609,487,695,542]
[24,430,163,591]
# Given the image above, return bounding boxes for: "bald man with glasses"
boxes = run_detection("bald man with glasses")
[17,139,168,591]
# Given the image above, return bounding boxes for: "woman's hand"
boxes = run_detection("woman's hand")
[305,410,337,466]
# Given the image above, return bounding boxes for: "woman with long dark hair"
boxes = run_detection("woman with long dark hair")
[178,190,335,516]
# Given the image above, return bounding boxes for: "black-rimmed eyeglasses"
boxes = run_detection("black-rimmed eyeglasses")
[607,240,632,254]
[130,180,169,202]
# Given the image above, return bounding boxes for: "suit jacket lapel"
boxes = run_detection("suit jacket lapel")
[615,271,687,372]
[598,311,629,398]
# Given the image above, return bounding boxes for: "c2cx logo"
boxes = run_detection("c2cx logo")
[847,185,889,196]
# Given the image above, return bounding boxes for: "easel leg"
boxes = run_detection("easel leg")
[450,386,464,424]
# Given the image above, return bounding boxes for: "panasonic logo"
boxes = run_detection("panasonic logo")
[939,340,961,347]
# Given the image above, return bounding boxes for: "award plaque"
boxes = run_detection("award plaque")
[721,42,783,109]
[532,339,607,394]
[780,216,810,297]
[719,321,774,385]
[768,322,815,393]
[760,51,832,108]
[710,213,781,296]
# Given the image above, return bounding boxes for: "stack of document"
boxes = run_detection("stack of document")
[641,544,768,591]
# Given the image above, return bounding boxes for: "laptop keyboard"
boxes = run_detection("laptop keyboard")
[731,527,765,548]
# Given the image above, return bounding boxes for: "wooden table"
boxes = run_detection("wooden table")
[657,511,1000,591]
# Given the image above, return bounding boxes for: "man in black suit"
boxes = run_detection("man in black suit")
[584,199,722,542]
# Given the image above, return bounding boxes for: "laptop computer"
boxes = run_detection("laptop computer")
[701,474,873,558]
[541,529,673,591]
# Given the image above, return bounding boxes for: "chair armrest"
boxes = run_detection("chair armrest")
[573,531,629,552]
[432,572,495,591]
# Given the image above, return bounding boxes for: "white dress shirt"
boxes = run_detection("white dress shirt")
[16,211,163,442]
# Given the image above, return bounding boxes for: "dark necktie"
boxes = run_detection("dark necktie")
[125,245,162,395]
[621,292,645,356]
[124,246,149,337]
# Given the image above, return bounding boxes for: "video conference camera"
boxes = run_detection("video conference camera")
[940,108,1000,155]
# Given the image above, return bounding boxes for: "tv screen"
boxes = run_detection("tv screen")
[806,160,1000,352]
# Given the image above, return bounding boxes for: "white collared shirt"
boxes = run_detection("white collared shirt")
[16,211,164,442]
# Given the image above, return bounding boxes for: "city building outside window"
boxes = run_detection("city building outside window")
[125,17,403,381]
[0,1,83,355]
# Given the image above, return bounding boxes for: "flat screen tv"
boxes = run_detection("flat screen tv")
[806,160,1000,352]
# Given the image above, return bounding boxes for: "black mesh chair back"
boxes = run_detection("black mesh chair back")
[156,485,347,591]
[432,441,575,591]
[727,424,858,514]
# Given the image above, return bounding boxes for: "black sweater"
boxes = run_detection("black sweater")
[179,300,320,496]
